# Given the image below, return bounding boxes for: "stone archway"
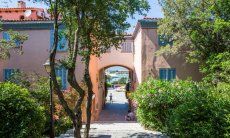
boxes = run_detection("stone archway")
[88,36,135,121]
[97,65,133,121]
[98,65,134,104]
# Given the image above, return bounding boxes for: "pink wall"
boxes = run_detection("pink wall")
[141,28,157,81]
[141,28,202,81]
[0,29,84,83]
[133,29,142,85]
[98,37,134,71]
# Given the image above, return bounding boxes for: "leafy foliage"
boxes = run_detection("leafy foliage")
[8,72,83,136]
[0,82,45,138]
[201,52,230,84]
[0,29,28,59]
[157,0,230,63]
[133,78,198,131]
[167,84,230,137]
[133,78,230,137]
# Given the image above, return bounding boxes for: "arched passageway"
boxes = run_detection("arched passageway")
[97,66,134,121]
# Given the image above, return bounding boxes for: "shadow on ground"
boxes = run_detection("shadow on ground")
[128,132,167,138]
[90,135,112,138]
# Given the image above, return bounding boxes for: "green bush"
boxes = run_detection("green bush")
[133,79,197,131]
[133,78,230,137]
[29,76,73,136]
[167,86,230,137]
[0,82,46,138]
[8,73,73,136]
[106,82,112,87]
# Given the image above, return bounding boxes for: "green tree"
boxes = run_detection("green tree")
[34,0,149,137]
[118,77,128,84]
[157,0,230,82]
[201,52,230,84]
[0,28,28,59]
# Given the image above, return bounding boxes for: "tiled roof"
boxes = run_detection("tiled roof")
[132,17,160,38]
[0,7,43,10]
[143,17,162,20]
[1,19,52,22]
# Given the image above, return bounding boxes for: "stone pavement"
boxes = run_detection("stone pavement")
[58,89,166,138]
[98,89,129,121]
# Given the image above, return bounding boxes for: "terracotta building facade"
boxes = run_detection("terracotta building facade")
[0,1,202,121]
[0,18,202,121]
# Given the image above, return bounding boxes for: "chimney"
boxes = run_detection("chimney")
[17,1,26,8]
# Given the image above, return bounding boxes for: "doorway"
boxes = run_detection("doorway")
[98,66,132,121]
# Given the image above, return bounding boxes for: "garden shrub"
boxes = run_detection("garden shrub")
[30,76,77,136]
[167,85,230,137]
[133,78,198,131]
[0,82,45,138]
[133,78,230,137]
[106,82,112,87]
[8,72,78,136]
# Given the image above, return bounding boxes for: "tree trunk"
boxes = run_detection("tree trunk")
[84,90,93,138]
[49,1,84,138]
[73,120,81,138]
[84,54,93,138]
[68,68,85,138]
[72,96,84,138]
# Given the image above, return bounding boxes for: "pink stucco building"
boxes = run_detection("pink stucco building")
[0,16,202,120]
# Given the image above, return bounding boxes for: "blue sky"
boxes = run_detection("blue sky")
[126,0,164,32]
[0,0,163,32]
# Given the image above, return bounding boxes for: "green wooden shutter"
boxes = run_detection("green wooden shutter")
[159,69,167,80]
[62,68,67,89]
[3,32,20,47]
[172,69,176,80]
[50,30,67,51]
[3,32,10,41]
[167,69,176,81]
[3,69,19,81]
[55,67,67,90]
[58,30,67,51]
[50,30,54,50]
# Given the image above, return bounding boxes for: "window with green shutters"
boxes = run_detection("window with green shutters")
[55,66,67,90]
[159,68,176,81]
[3,69,20,81]
[3,32,21,47]
[50,30,68,51]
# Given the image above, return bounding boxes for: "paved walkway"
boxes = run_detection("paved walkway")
[98,89,128,121]
[58,89,166,138]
